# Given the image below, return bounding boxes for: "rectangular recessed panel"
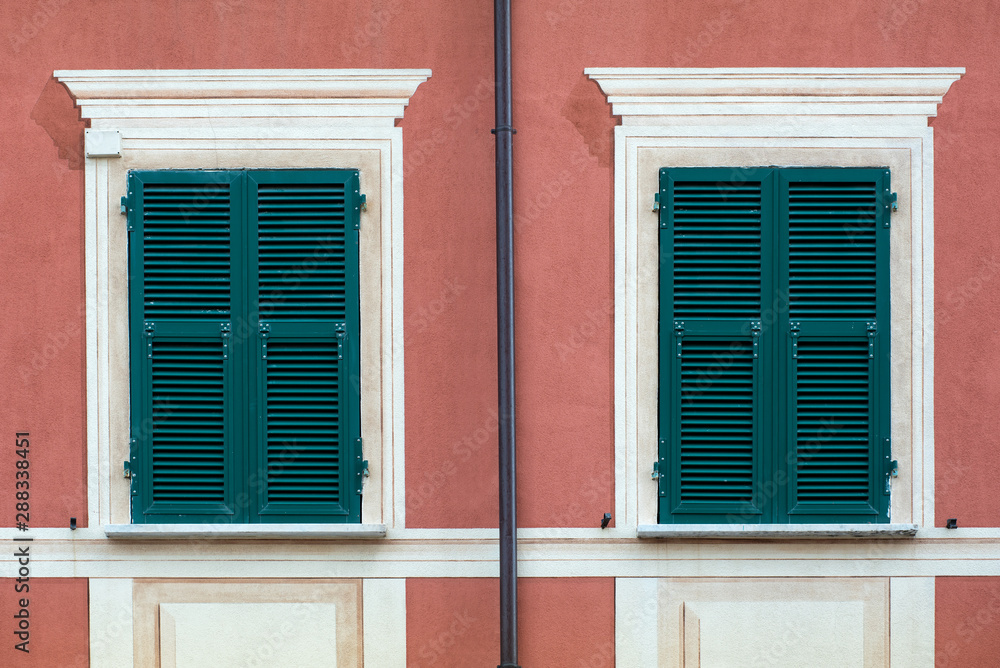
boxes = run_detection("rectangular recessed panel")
[795,339,872,503]
[142,182,232,319]
[788,182,877,319]
[672,181,762,318]
[257,183,348,320]
[680,340,755,503]
[265,340,341,503]
[150,340,226,503]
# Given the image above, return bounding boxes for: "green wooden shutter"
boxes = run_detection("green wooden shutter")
[658,168,772,523]
[778,169,891,523]
[247,170,362,523]
[128,170,245,523]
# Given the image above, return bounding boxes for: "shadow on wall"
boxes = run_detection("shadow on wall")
[562,74,617,169]
[31,75,86,171]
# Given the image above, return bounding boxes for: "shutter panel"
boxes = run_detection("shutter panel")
[780,169,890,522]
[659,168,771,522]
[128,171,243,522]
[248,170,361,522]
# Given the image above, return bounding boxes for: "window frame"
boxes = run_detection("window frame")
[585,67,963,535]
[56,69,430,534]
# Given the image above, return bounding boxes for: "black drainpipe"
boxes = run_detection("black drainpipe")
[493,0,518,666]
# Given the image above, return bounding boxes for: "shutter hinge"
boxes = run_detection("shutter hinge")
[790,321,800,358]
[884,438,897,495]
[220,322,231,359]
[144,321,155,358]
[356,438,369,495]
[259,322,270,359]
[884,190,897,227]
[674,321,684,358]
[867,322,877,359]
[127,437,139,496]
[123,192,134,230]
[653,193,661,213]
[354,193,365,229]
[657,447,667,497]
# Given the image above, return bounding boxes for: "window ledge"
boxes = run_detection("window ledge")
[104,524,387,539]
[637,523,919,539]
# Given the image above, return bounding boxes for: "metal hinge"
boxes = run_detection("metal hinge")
[674,321,684,358]
[356,438,369,495]
[653,193,661,213]
[884,189,897,228]
[651,461,660,480]
[884,438,897,495]
[337,326,347,359]
[122,193,134,230]
[790,321,801,358]
[127,437,139,496]
[354,192,365,229]
[750,321,762,359]
[867,322,877,359]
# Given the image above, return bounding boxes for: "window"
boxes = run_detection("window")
[586,67,962,533]
[127,169,363,523]
[657,167,891,523]
[55,68,429,532]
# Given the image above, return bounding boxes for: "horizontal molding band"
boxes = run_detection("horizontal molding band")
[638,524,920,539]
[3,528,1000,579]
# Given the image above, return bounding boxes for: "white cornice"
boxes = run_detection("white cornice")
[585,67,964,126]
[55,69,431,129]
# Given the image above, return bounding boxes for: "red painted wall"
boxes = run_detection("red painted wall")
[0,578,89,666]
[407,577,614,667]
[3,0,999,533]
[936,577,1000,667]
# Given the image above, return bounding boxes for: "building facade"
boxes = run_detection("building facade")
[0,1,997,666]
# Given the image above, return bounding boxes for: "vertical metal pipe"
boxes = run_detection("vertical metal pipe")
[494,0,519,666]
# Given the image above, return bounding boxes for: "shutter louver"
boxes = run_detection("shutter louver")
[672,180,762,318]
[249,170,360,522]
[129,171,241,522]
[660,169,768,522]
[794,339,872,503]
[140,181,233,318]
[781,169,889,521]
[679,339,755,504]
[264,339,343,504]
[150,339,227,504]
[257,182,348,320]
[787,181,878,319]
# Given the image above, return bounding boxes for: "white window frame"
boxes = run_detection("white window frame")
[586,67,963,535]
[55,69,430,535]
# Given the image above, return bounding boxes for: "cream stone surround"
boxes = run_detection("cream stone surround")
[585,67,964,533]
[54,69,431,533]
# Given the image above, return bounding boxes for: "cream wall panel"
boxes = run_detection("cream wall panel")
[363,579,407,668]
[89,578,134,668]
[159,602,339,667]
[889,577,935,668]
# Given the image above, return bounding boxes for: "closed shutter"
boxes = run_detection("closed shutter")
[659,168,772,523]
[779,169,891,522]
[658,167,891,524]
[248,170,361,522]
[129,169,362,524]
[128,171,244,522]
